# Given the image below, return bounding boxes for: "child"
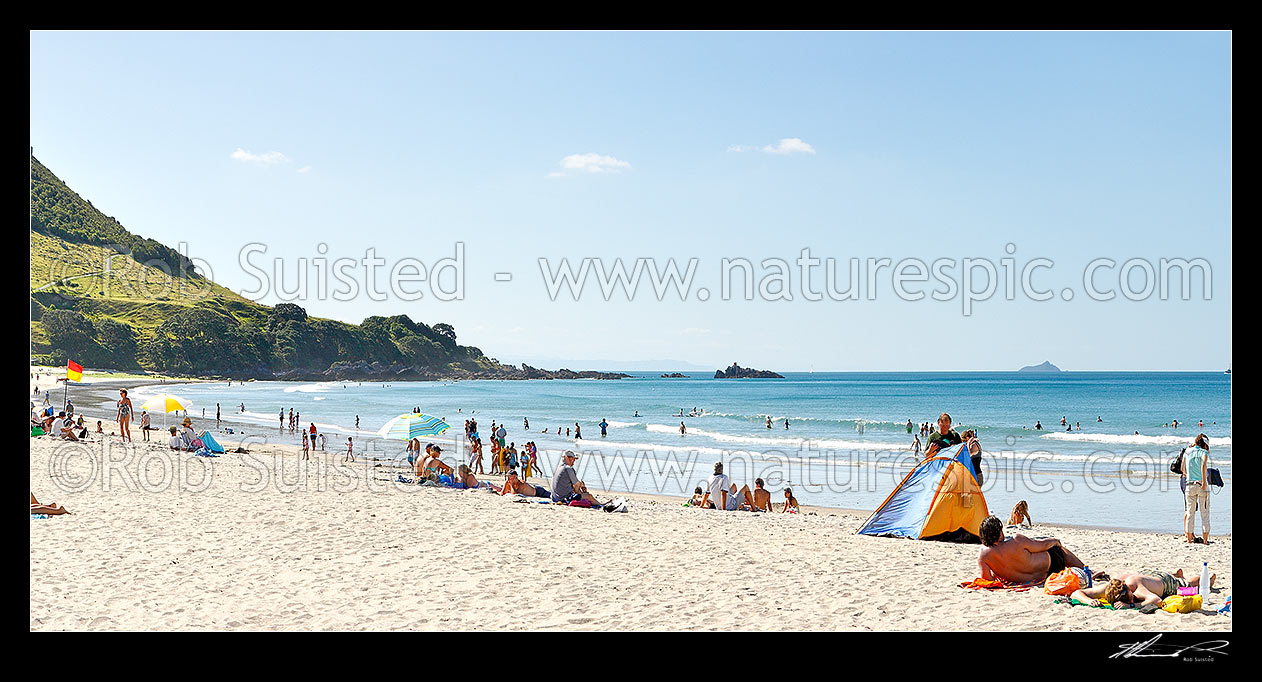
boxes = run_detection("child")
[96,420,104,434]
[1008,500,1032,527]
[782,487,800,514]
[344,437,355,463]
[685,486,705,507]
[302,431,310,461]
[318,432,326,451]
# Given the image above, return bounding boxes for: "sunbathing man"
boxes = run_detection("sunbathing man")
[1069,569,1216,609]
[977,516,1085,584]
[500,469,551,498]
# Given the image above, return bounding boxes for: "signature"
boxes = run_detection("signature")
[1110,634,1229,659]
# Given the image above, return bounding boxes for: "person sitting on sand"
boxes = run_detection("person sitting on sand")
[977,515,1085,584]
[31,493,70,516]
[50,412,79,441]
[500,469,551,498]
[752,478,772,511]
[781,487,800,513]
[1008,500,1033,527]
[549,451,604,506]
[168,426,184,450]
[722,482,758,511]
[1068,569,1215,610]
[685,486,706,507]
[419,443,453,479]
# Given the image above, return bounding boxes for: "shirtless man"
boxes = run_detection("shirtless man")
[751,478,773,511]
[977,516,1085,584]
[1069,569,1215,610]
[500,469,550,498]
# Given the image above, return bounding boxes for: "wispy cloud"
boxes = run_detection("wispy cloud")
[230,148,291,165]
[548,152,631,177]
[297,165,312,174]
[728,138,817,155]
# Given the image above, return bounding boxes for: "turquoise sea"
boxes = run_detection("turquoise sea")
[121,372,1232,534]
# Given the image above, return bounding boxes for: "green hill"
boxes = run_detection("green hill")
[29,156,509,379]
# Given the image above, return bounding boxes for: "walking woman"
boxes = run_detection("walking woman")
[117,389,134,443]
[1182,433,1211,544]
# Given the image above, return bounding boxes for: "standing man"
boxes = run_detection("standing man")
[599,418,608,437]
[925,412,962,457]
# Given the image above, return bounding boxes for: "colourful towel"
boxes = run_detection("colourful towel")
[959,577,1044,592]
[1053,596,1118,609]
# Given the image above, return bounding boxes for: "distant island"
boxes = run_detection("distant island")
[1017,361,1062,373]
[660,372,688,378]
[714,363,784,379]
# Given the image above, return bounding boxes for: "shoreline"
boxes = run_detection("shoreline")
[39,376,1230,540]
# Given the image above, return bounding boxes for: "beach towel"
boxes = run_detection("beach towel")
[1052,597,1118,609]
[193,447,219,457]
[959,577,1044,592]
[31,514,50,520]
[198,431,225,454]
[1218,596,1231,616]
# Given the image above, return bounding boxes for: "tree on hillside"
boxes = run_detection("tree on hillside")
[433,323,456,343]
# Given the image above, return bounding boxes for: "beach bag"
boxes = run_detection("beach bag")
[1044,567,1088,596]
[31,426,44,437]
[1169,448,1185,475]
[603,497,629,513]
[567,499,593,508]
[1207,467,1224,488]
[1161,594,1203,614]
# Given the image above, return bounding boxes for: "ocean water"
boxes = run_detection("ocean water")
[121,372,1232,534]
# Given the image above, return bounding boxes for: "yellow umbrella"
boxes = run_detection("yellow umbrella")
[139,393,192,430]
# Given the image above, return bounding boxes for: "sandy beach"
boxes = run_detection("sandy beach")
[30,423,1231,631]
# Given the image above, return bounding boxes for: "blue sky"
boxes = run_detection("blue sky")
[30,31,1231,371]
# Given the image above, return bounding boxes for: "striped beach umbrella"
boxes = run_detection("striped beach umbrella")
[376,413,451,441]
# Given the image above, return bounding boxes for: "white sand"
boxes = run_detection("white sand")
[29,432,1231,631]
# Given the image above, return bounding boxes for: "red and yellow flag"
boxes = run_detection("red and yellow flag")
[66,360,83,383]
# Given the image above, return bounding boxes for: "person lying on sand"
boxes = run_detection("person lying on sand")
[1069,569,1216,609]
[686,486,706,507]
[31,493,70,516]
[500,469,551,498]
[453,465,481,489]
[978,516,1085,584]
[1008,500,1033,527]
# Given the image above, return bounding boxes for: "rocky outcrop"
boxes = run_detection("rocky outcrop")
[660,372,688,378]
[714,363,784,379]
[1017,361,1062,373]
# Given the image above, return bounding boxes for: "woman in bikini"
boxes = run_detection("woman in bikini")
[1008,500,1033,527]
[116,389,134,443]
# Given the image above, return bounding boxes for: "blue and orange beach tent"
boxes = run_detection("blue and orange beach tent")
[857,443,989,542]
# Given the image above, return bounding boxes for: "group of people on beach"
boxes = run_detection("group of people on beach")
[685,461,800,513]
[976,511,1215,610]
